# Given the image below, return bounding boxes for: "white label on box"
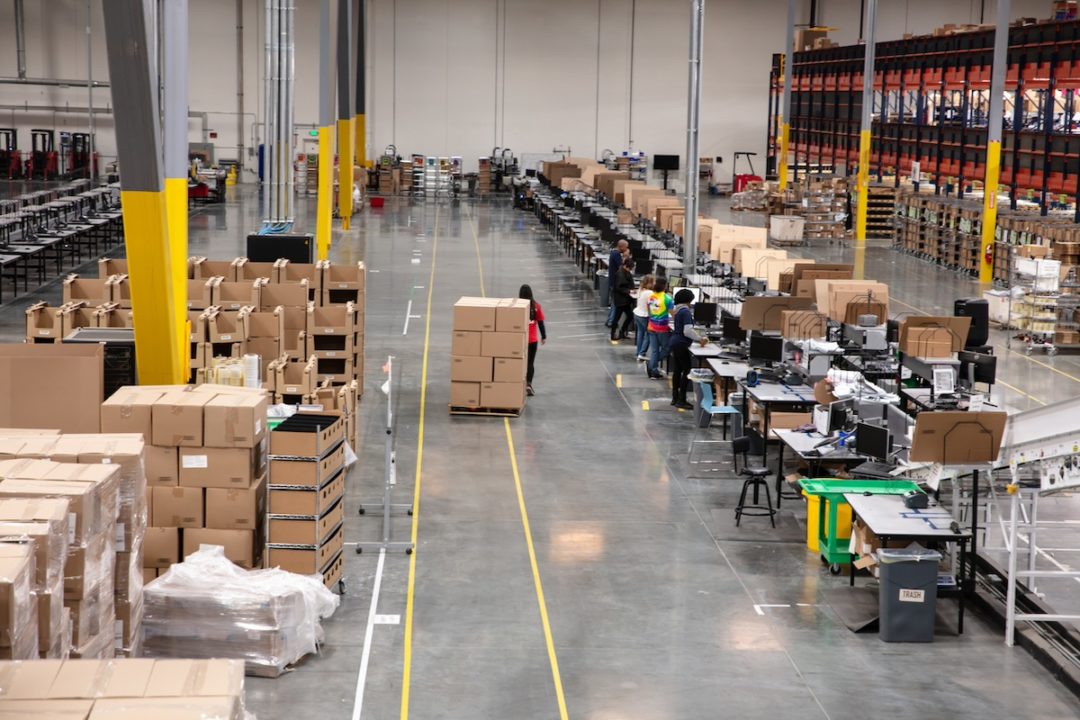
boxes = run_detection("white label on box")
[114,620,123,640]
[68,513,76,543]
[182,454,208,469]
[115,523,126,551]
[220,334,233,340]
[325,328,336,333]
[325,352,338,357]
[101,458,112,464]
[38,330,50,336]
[969,394,986,411]
[255,419,262,435]
[898,588,925,603]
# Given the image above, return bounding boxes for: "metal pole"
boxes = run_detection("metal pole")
[236,0,245,172]
[854,0,877,279]
[87,0,95,181]
[163,0,189,378]
[778,0,795,191]
[316,0,335,260]
[263,0,272,221]
[979,0,1009,285]
[14,0,27,79]
[683,0,703,268]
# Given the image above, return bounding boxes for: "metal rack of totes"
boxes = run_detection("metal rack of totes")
[356,356,413,554]
[266,412,347,592]
[767,19,1080,219]
[1007,253,1062,353]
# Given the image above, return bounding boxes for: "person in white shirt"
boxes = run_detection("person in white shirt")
[633,274,655,361]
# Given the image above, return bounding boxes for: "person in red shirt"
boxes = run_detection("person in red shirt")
[519,284,546,396]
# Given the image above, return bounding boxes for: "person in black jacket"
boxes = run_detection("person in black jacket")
[610,258,636,341]
[605,239,628,327]
[669,288,706,409]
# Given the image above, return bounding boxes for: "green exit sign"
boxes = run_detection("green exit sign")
[309,130,318,137]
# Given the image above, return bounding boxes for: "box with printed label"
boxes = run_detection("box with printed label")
[450,356,493,383]
[481,331,526,359]
[142,528,179,568]
[449,382,481,408]
[493,357,525,383]
[151,487,203,528]
[495,299,530,333]
[480,382,525,409]
[203,393,268,449]
[452,297,498,332]
[451,330,482,356]
[144,446,178,487]
[151,392,211,447]
[178,447,260,489]
[205,475,266,530]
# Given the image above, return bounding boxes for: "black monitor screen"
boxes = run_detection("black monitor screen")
[654,154,680,171]
[525,169,537,177]
[856,422,891,461]
[722,315,746,343]
[958,350,997,385]
[748,333,784,365]
[746,278,767,294]
[694,302,718,326]
[634,258,654,276]
[828,399,856,434]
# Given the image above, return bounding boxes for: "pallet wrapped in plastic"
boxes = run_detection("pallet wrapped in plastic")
[0,544,38,660]
[142,545,339,677]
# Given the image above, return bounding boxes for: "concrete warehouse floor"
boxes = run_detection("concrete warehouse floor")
[0,184,1077,719]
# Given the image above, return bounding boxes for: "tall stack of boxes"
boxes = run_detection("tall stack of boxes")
[477,157,492,195]
[266,412,346,591]
[450,297,529,412]
[101,386,269,581]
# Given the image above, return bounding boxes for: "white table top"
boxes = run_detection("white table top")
[844,493,970,539]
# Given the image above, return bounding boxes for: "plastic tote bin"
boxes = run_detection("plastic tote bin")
[769,215,806,242]
[876,547,942,643]
[804,492,852,553]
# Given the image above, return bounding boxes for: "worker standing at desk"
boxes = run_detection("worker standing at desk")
[605,239,628,328]
[670,288,707,409]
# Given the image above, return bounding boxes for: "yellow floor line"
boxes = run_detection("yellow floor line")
[471,203,568,719]
[399,206,440,720]
[642,400,650,411]
[998,380,1047,406]
[503,419,570,720]
[615,373,622,388]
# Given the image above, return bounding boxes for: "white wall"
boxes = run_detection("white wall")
[0,0,1061,183]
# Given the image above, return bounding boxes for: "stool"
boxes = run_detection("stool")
[732,436,776,527]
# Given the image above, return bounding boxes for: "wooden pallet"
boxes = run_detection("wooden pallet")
[449,405,524,417]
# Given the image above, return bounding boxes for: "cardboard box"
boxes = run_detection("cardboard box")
[100,389,165,439]
[0,498,68,586]
[259,281,309,310]
[740,296,814,332]
[210,279,261,311]
[205,475,266,530]
[271,356,317,396]
[268,471,344,516]
[769,412,812,431]
[0,699,94,718]
[248,307,286,339]
[191,257,238,281]
[144,658,245,697]
[450,382,481,408]
[151,487,203,528]
[182,528,256,569]
[88,696,241,719]
[305,302,360,336]
[450,356,493,383]
[493,357,525,383]
[453,297,498,332]
[844,301,887,325]
[898,316,971,357]
[203,393,268,449]
[0,657,64,698]
[0,475,115,545]
[268,443,344,487]
[268,497,343,546]
[910,411,1007,464]
[0,520,58,589]
[495,299,530,334]
[451,330,482,357]
[179,447,260,489]
[143,528,179,567]
[266,524,342,574]
[481,331,526,359]
[151,392,211,447]
[144,446,179,487]
[62,275,113,306]
[480,382,524,409]
[0,345,104,434]
[47,658,156,699]
[780,310,828,340]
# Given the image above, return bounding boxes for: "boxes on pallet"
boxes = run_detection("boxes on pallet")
[260,280,309,311]
[211,279,261,311]
[320,261,366,306]
[94,303,133,329]
[274,259,322,301]
[187,278,215,310]
[25,301,95,343]
[234,258,276,282]
[208,306,252,344]
[269,355,318,398]
[191,257,239,281]
[63,275,114,306]
[450,297,528,412]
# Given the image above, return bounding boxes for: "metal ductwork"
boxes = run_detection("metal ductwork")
[262,0,295,229]
[14,0,26,80]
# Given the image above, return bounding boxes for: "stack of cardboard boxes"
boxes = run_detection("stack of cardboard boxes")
[266,412,345,591]
[0,657,248,719]
[101,386,269,580]
[477,157,492,195]
[450,297,529,412]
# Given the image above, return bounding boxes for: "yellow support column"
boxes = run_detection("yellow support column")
[119,191,183,385]
[778,122,790,192]
[337,117,354,230]
[854,129,871,280]
[980,0,1011,286]
[317,125,335,260]
[979,145,1002,284]
[165,178,190,378]
[778,1,795,191]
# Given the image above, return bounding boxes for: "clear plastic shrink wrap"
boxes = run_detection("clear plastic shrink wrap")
[143,546,339,677]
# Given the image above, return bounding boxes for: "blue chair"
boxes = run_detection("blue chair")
[687,383,742,473]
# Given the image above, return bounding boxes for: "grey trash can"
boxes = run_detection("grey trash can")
[876,546,942,642]
[596,270,610,307]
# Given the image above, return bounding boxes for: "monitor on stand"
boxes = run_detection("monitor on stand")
[855,422,891,461]
[722,315,746,344]
[748,333,784,367]
[694,302,718,327]
[958,350,997,387]
[653,154,680,191]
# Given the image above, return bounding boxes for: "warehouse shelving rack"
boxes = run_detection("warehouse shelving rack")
[767,19,1080,220]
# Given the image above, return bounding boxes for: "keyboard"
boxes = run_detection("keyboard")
[851,461,898,478]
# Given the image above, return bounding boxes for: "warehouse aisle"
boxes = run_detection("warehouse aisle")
[0,187,1075,718]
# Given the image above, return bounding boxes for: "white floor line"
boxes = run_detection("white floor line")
[402,299,413,335]
[350,547,386,720]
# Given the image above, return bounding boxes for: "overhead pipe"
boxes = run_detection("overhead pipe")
[0,77,109,87]
[14,0,26,80]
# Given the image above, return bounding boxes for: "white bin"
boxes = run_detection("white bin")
[769,215,805,242]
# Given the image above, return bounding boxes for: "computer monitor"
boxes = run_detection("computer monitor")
[525,169,537,177]
[856,422,891,461]
[680,287,702,303]
[746,278,767,294]
[694,302,718,327]
[828,398,856,434]
[886,404,913,448]
[634,258,654,276]
[748,333,784,365]
[722,315,746,343]
[958,350,997,386]
[654,154,680,171]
